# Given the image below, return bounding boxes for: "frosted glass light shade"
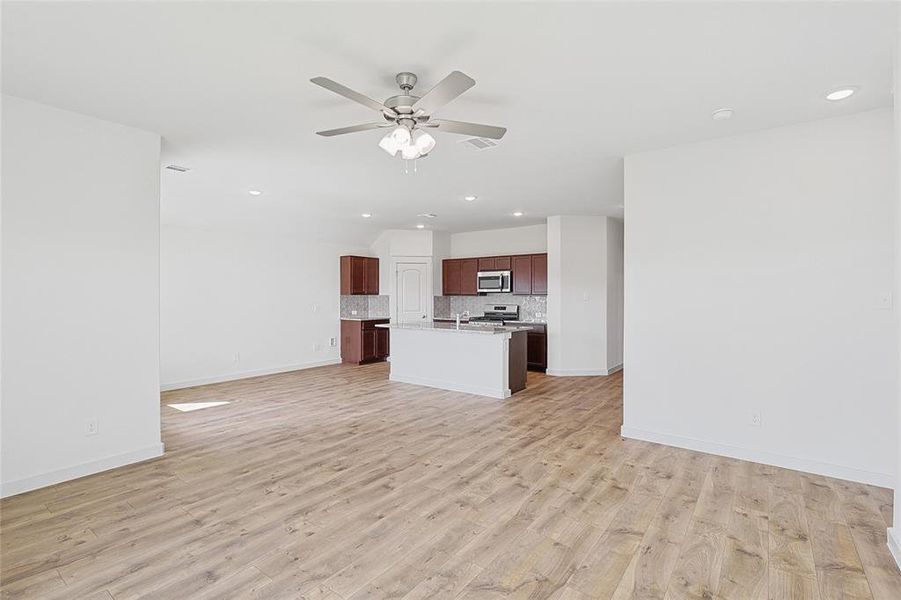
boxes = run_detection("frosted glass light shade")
[413,130,436,155]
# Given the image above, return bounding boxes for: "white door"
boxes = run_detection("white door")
[396,262,430,323]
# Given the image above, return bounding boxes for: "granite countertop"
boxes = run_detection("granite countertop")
[340,316,390,321]
[375,322,532,335]
[433,316,547,325]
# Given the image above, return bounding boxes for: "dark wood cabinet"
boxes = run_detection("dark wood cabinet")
[494,256,512,270]
[341,319,389,364]
[460,259,478,295]
[340,256,379,295]
[530,254,548,295]
[526,324,547,371]
[361,330,376,361]
[442,258,478,295]
[365,257,379,295]
[443,253,547,296]
[512,253,547,296]
[512,255,532,294]
[478,257,496,271]
[376,328,389,358]
[442,259,462,295]
[478,256,512,272]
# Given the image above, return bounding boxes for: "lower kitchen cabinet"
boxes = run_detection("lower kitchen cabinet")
[526,324,547,371]
[341,319,389,364]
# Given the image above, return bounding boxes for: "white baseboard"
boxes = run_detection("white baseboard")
[606,364,623,375]
[620,425,893,489]
[161,358,341,391]
[389,374,510,399]
[1,443,165,498]
[888,527,901,569]
[546,368,608,377]
[888,528,901,572]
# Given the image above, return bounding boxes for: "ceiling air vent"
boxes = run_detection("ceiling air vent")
[165,164,190,172]
[459,137,498,151]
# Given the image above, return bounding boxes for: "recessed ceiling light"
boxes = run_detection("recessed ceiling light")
[415,224,425,229]
[464,195,477,202]
[711,108,734,121]
[512,211,524,217]
[361,213,372,218]
[826,87,857,101]
[417,213,437,218]
[248,190,262,196]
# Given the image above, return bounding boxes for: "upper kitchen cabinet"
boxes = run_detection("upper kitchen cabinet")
[512,255,532,294]
[442,259,462,295]
[512,253,548,296]
[340,255,379,295]
[478,256,512,272]
[478,257,496,271]
[443,253,545,296]
[442,258,479,296]
[531,254,548,294]
[460,258,478,295]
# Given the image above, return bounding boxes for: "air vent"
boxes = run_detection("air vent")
[165,164,190,172]
[459,137,498,151]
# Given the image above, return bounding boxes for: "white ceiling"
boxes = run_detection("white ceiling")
[2,1,896,245]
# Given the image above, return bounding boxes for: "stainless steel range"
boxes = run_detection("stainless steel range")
[469,304,520,324]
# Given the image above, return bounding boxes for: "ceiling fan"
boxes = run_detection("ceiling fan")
[311,71,506,160]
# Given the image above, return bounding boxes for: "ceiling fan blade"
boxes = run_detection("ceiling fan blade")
[316,122,389,137]
[432,119,507,140]
[411,71,475,114]
[310,77,397,117]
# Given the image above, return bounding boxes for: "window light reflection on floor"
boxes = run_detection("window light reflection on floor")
[167,401,230,412]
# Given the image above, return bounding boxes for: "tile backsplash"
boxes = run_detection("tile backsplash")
[434,294,547,321]
[340,295,389,319]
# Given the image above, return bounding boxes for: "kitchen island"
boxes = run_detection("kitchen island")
[375,322,530,398]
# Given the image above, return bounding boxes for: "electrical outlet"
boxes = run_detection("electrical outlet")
[351,309,358,315]
[750,411,762,428]
[329,337,337,347]
[85,418,99,436]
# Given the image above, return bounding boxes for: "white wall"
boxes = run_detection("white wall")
[547,216,616,376]
[450,224,547,257]
[606,219,624,371]
[623,109,896,487]
[432,232,451,297]
[160,225,368,389]
[1,96,163,497]
[891,12,901,568]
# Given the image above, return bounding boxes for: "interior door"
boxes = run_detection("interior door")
[396,262,430,322]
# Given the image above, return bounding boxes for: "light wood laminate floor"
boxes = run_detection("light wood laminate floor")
[2,363,900,599]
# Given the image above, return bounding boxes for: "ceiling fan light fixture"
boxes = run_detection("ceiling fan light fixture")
[391,125,411,145]
[378,132,400,156]
[310,72,504,163]
[412,130,436,155]
[401,143,421,160]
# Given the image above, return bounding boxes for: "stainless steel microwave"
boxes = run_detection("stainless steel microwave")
[477,270,512,293]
